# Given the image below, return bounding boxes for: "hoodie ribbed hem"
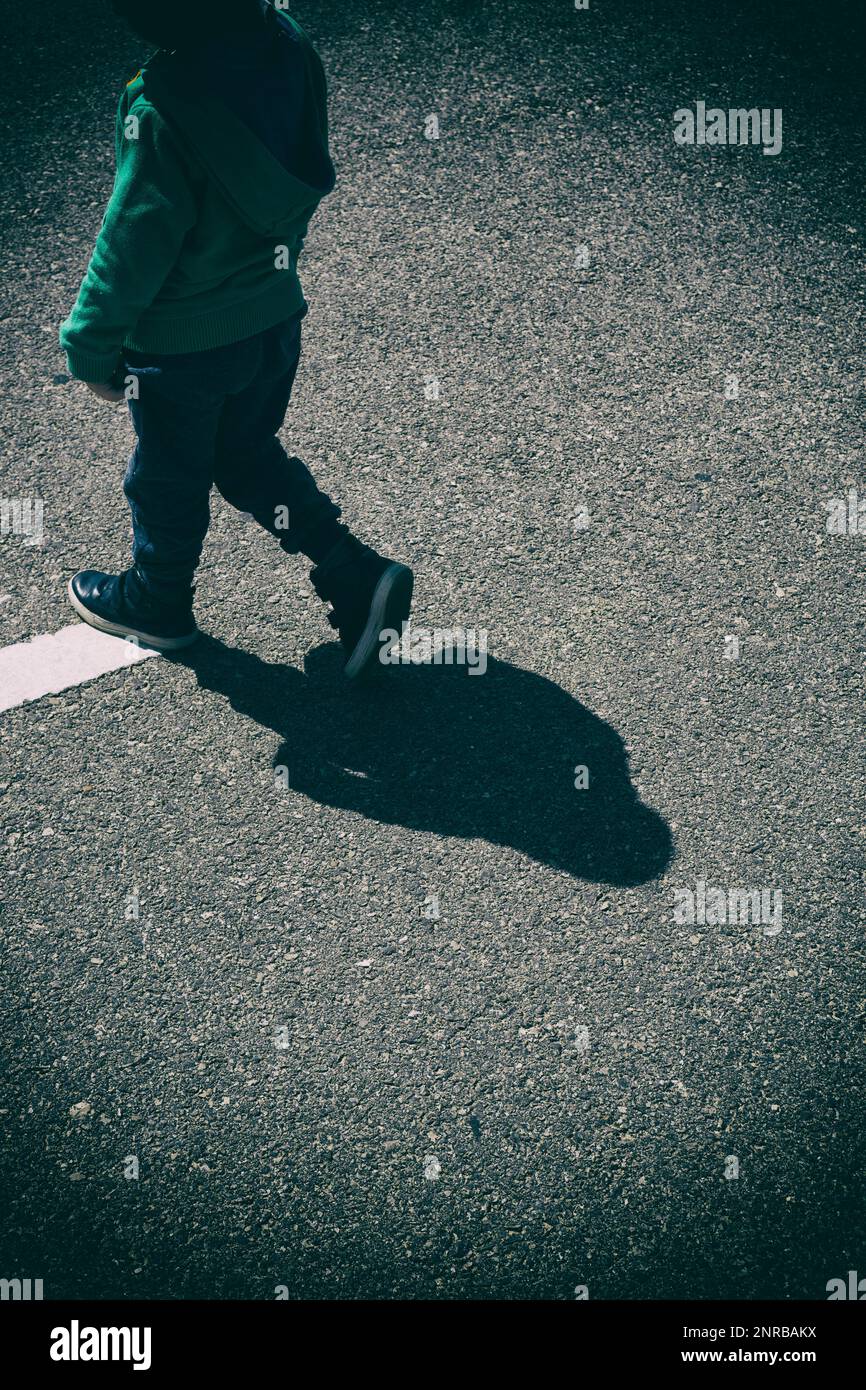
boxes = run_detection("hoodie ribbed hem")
[121,277,306,357]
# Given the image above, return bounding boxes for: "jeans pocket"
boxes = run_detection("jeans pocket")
[125,334,264,402]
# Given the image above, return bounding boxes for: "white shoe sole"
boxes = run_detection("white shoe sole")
[344,563,413,680]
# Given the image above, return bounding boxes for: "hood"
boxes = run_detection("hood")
[140,7,335,239]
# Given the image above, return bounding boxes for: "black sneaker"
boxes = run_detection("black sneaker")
[67,569,198,651]
[311,537,413,679]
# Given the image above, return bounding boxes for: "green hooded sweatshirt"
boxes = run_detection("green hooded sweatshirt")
[59,7,336,382]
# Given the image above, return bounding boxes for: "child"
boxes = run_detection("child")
[60,0,412,678]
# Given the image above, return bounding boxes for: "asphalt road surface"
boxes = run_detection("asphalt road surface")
[1,0,864,1299]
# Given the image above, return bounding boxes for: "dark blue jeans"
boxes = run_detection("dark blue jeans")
[122,312,340,602]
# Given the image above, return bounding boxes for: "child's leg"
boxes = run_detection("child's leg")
[123,339,257,600]
[122,346,238,604]
[212,314,413,680]
[68,318,413,671]
[67,337,266,648]
[213,316,345,563]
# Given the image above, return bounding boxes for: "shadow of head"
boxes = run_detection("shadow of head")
[175,638,673,885]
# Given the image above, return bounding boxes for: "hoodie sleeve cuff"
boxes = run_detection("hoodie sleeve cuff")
[63,348,123,384]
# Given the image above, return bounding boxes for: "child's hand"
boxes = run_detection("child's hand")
[85,381,126,404]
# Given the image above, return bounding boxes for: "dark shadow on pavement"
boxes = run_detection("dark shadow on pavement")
[173,637,673,886]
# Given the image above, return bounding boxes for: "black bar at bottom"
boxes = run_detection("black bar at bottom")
[5,1298,860,1375]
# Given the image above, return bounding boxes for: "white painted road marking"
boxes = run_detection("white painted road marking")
[0,622,159,713]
